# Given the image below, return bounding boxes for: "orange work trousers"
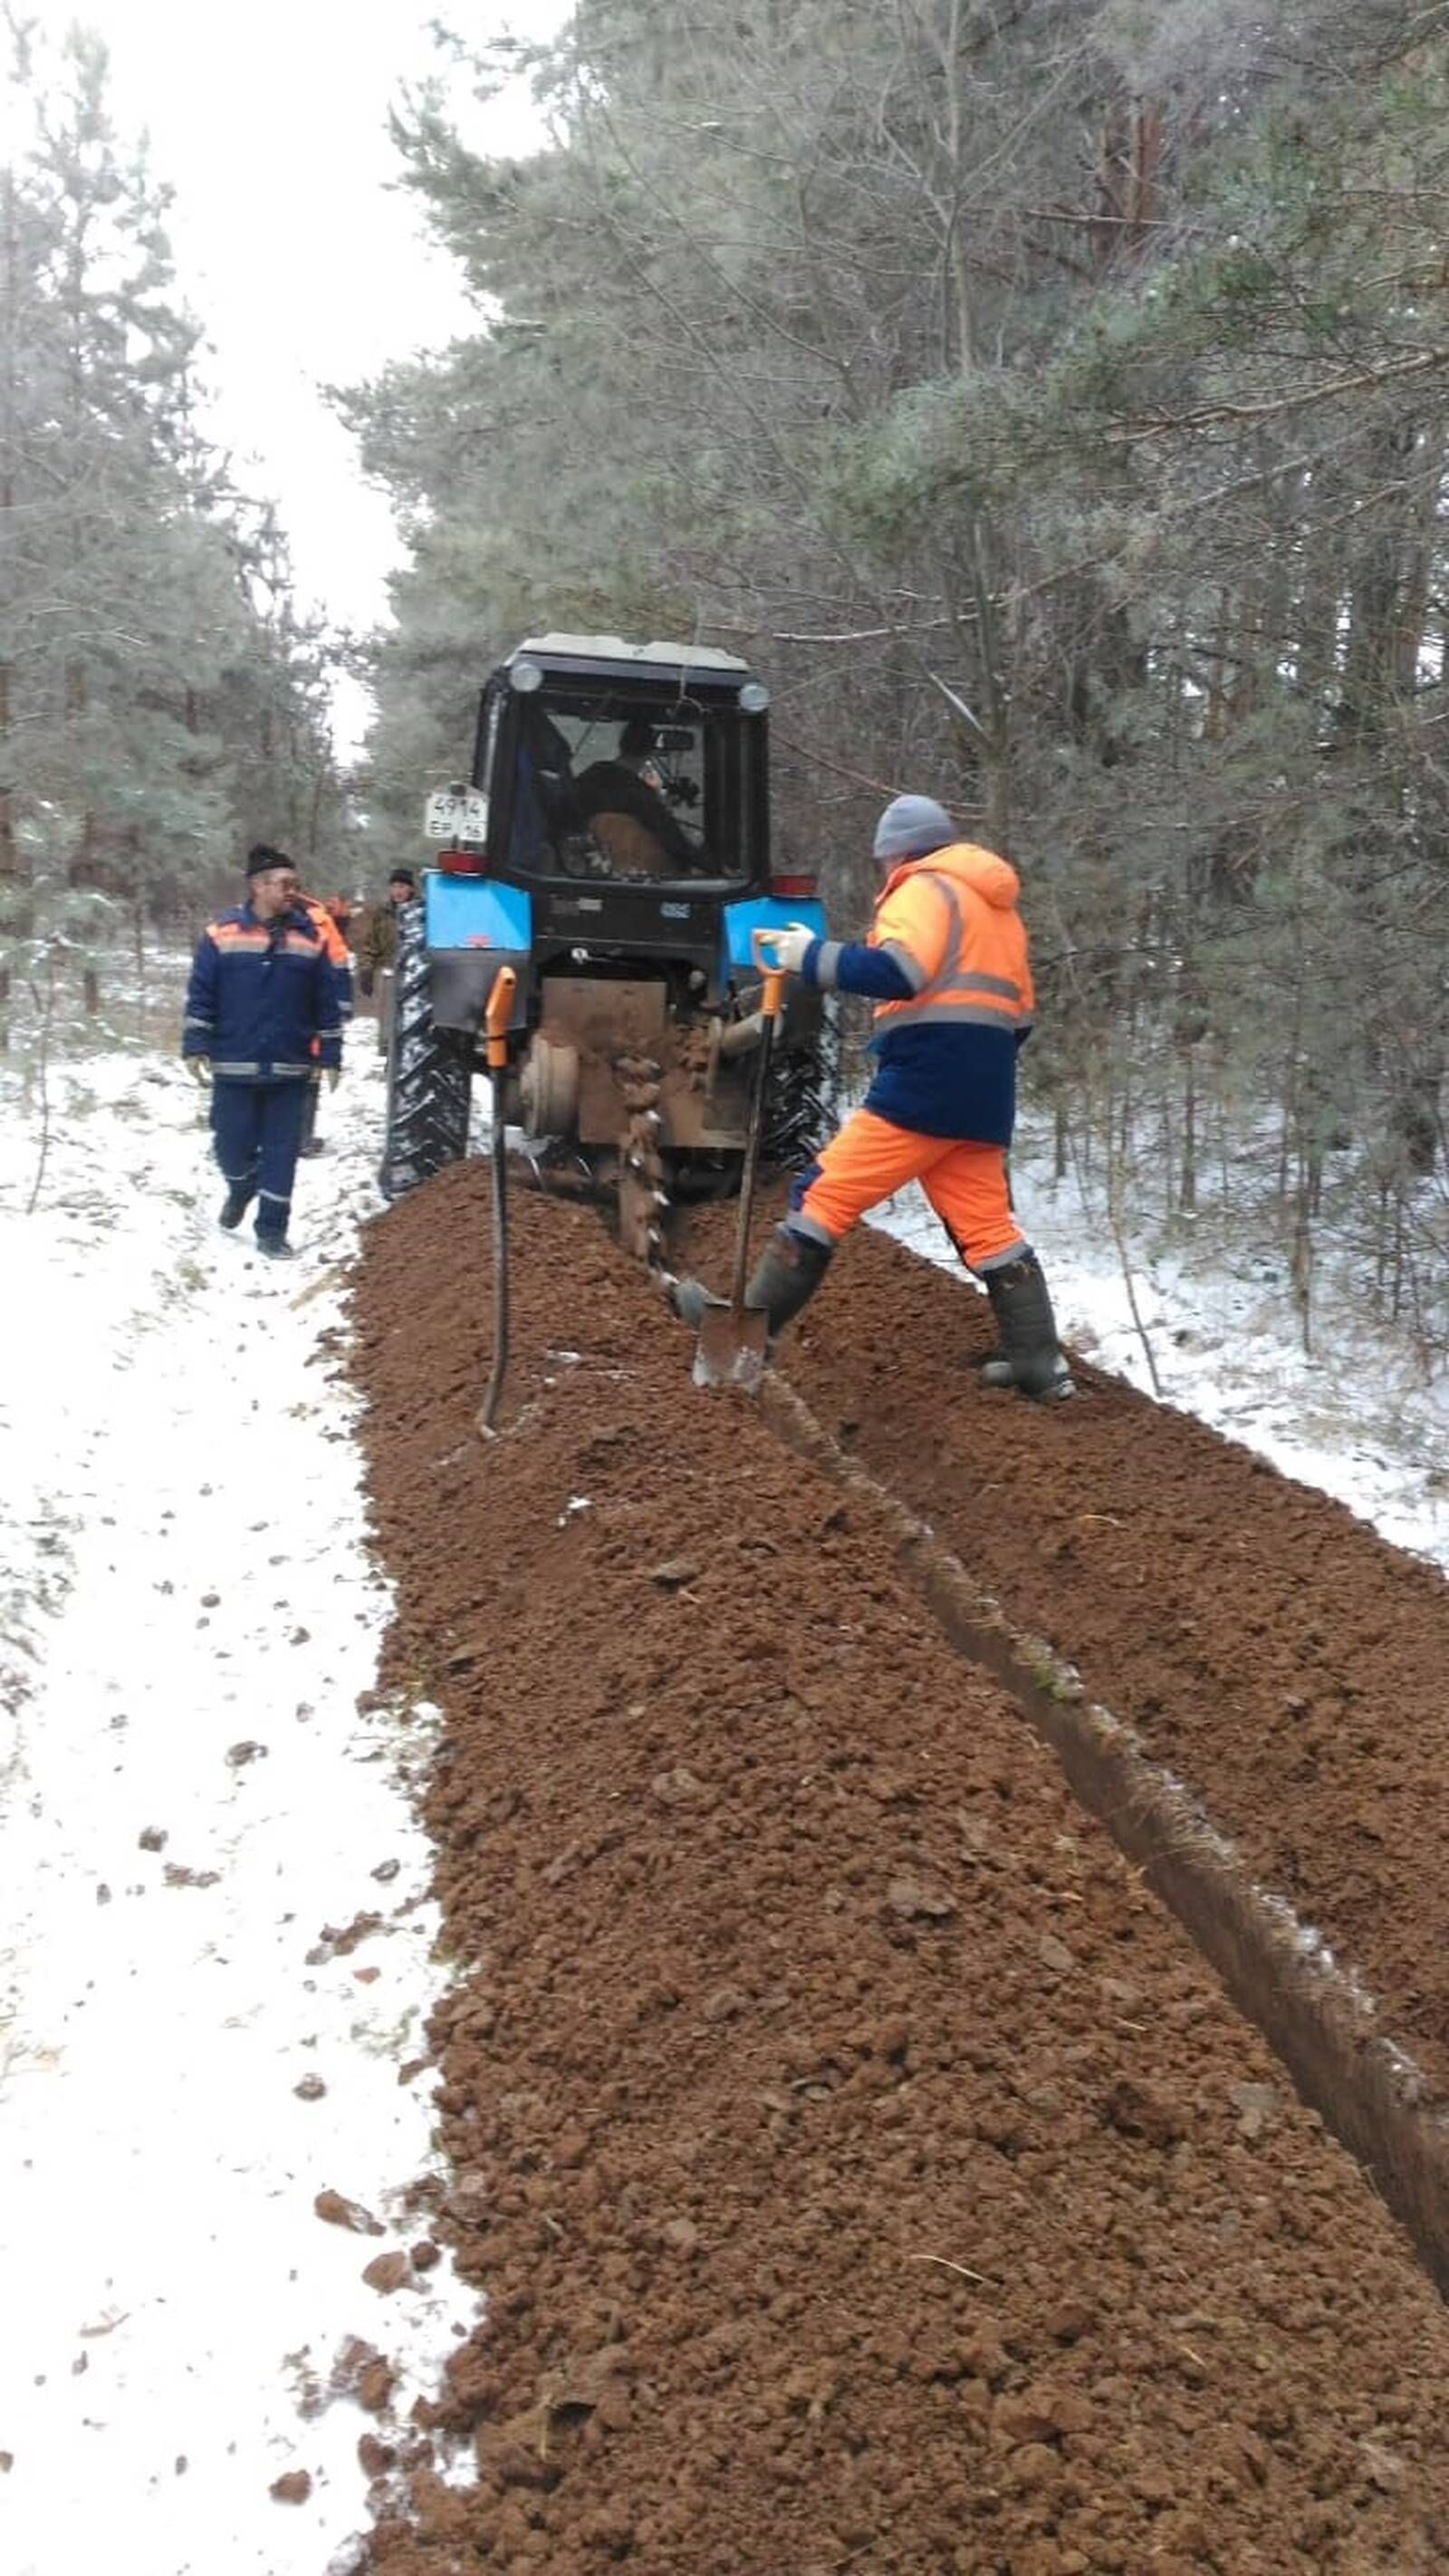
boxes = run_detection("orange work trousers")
[792,1108,1025,1274]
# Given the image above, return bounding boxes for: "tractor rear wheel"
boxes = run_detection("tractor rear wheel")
[378,900,473,1200]
[761,1021,840,1172]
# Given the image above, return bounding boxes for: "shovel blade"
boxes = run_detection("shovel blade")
[693,1298,769,1392]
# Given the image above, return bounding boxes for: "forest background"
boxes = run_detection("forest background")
[5,0,1447,1349]
[0,20,353,980]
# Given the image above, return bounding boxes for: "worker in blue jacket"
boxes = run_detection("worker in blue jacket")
[182,844,342,1259]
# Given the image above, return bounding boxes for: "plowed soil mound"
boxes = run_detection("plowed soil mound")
[683,1199,1449,2093]
[350,1164,1449,2574]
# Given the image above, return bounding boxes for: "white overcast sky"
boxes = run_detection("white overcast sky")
[19,1,565,751]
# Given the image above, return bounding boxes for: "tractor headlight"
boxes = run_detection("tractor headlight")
[738,681,770,713]
[510,658,543,694]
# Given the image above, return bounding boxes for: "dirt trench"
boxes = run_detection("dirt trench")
[350,1163,1449,2574]
[680,1196,1449,2100]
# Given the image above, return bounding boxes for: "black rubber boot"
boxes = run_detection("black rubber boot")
[669,1226,833,1339]
[744,1225,834,1338]
[983,1252,1075,1401]
[664,1226,829,1339]
[218,1184,254,1231]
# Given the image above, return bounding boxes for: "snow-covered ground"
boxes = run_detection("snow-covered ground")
[874,1120,1449,1573]
[0,1025,477,2576]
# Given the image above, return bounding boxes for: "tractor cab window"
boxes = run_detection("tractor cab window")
[508,692,753,884]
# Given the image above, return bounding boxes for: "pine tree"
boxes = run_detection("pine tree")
[346,0,1449,1339]
[0,20,354,998]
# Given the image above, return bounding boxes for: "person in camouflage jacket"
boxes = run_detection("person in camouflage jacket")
[356,869,417,995]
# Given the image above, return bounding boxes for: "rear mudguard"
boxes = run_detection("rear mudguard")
[721,892,826,974]
[425,874,532,1036]
[421,870,828,1049]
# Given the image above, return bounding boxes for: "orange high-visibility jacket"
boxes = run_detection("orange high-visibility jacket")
[869,842,1033,1039]
[299,891,354,1053]
[811,841,1033,1143]
[300,894,350,972]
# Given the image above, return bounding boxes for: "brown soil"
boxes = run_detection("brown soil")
[683,1197,1449,2094]
[350,1163,1449,2573]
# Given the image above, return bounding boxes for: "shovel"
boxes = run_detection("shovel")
[693,934,789,1392]
[478,965,518,1435]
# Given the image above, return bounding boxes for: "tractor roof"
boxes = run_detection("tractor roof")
[513,633,753,678]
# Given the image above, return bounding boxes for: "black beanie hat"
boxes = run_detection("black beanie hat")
[389,867,417,891]
[247,841,293,877]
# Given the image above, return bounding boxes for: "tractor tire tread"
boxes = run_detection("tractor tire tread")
[760,1017,840,1171]
[378,900,472,1200]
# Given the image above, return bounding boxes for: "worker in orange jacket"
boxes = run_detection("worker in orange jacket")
[678,794,1073,1400]
[297,891,353,1158]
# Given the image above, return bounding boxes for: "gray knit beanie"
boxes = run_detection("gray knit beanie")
[872,794,955,864]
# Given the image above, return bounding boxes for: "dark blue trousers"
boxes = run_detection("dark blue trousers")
[211,1078,309,1243]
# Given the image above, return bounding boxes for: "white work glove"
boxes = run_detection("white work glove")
[759,921,815,976]
[187,1056,212,1087]
[326,1066,341,1092]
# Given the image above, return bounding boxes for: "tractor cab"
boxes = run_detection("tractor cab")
[480,635,769,890]
[380,634,830,1207]
[421,635,792,1036]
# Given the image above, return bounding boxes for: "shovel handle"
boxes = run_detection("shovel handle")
[485,965,517,1070]
[750,929,790,1022]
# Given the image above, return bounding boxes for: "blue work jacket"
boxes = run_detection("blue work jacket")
[183,902,342,1079]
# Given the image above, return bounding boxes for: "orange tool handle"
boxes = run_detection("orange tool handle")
[485,965,517,1070]
[750,929,790,1022]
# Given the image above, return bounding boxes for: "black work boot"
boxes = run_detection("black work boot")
[218,1183,254,1231]
[982,1252,1075,1401]
[744,1225,833,1338]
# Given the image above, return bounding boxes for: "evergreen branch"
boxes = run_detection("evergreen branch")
[1108,345,1449,444]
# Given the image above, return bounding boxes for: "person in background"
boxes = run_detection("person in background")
[182,844,342,1260]
[357,868,417,997]
[295,888,354,1158]
[674,794,1074,1400]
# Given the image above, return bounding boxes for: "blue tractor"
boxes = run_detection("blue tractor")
[379,633,830,1264]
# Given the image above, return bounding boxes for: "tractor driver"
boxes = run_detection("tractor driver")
[573,717,697,875]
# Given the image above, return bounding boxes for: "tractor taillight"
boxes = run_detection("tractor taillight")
[438,846,485,876]
[770,872,817,899]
